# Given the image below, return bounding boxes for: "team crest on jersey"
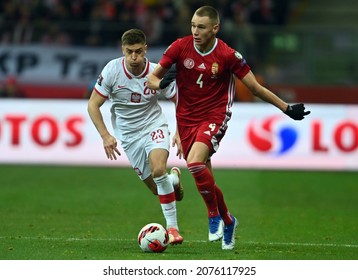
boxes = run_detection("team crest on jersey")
[131,92,141,103]
[184,58,194,69]
[211,62,219,78]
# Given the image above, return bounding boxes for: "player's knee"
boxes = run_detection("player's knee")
[151,166,166,178]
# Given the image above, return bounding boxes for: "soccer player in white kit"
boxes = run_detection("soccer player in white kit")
[87,29,183,244]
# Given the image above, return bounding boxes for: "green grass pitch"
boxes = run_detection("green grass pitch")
[0,165,357,260]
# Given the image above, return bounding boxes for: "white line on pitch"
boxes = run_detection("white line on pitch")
[1,236,357,248]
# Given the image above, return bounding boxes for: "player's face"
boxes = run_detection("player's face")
[122,43,147,70]
[191,15,219,52]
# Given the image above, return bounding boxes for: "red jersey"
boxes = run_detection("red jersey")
[159,35,250,126]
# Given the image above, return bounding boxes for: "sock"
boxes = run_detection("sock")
[215,184,233,225]
[168,172,179,187]
[153,173,178,230]
[187,162,219,218]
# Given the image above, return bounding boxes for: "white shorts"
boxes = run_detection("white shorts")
[122,124,170,180]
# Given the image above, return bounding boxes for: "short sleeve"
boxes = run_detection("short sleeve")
[94,61,114,97]
[228,50,250,79]
[159,39,181,69]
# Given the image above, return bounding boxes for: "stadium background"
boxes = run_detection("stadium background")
[0,0,357,261]
[1,0,357,102]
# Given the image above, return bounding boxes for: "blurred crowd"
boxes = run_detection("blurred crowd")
[0,0,293,47]
[1,0,294,100]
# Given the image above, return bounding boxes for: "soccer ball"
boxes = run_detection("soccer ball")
[137,223,169,253]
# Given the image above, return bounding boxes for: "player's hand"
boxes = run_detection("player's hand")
[159,68,176,89]
[284,103,311,120]
[171,130,183,159]
[102,134,121,160]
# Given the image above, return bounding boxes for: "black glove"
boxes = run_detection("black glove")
[284,103,311,120]
[159,68,176,89]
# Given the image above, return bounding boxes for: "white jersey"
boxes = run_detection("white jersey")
[94,57,175,144]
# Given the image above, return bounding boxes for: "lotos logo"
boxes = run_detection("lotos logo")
[248,116,298,155]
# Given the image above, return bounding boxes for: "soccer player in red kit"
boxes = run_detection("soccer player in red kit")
[148,6,310,250]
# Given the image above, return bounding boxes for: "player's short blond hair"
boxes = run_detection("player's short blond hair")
[121,29,146,46]
[194,6,220,25]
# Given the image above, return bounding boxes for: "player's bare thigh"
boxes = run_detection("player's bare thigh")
[149,148,169,178]
[186,142,210,164]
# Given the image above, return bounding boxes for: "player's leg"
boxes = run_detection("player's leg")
[181,123,236,246]
[207,160,238,250]
[142,176,158,195]
[122,139,158,194]
[169,167,184,201]
[186,142,223,241]
[146,125,183,244]
[122,138,184,243]
[126,137,183,245]
[187,142,219,217]
[149,148,183,244]
[141,171,183,202]
[143,167,183,201]
[206,160,233,224]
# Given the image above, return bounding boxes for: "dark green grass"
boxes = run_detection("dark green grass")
[0,165,357,260]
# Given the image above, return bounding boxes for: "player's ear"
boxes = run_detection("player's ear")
[144,44,148,54]
[121,46,125,55]
[213,24,219,34]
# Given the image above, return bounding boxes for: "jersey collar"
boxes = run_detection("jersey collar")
[122,58,150,79]
[193,38,217,56]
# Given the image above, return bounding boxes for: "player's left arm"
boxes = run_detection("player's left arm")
[241,71,310,120]
[241,70,288,111]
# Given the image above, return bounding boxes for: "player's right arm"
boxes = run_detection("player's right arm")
[87,90,121,160]
[147,63,168,90]
[148,38,181,90]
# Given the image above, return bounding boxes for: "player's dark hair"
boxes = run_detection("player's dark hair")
[195,6,220,25]
[121,29,146,45]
